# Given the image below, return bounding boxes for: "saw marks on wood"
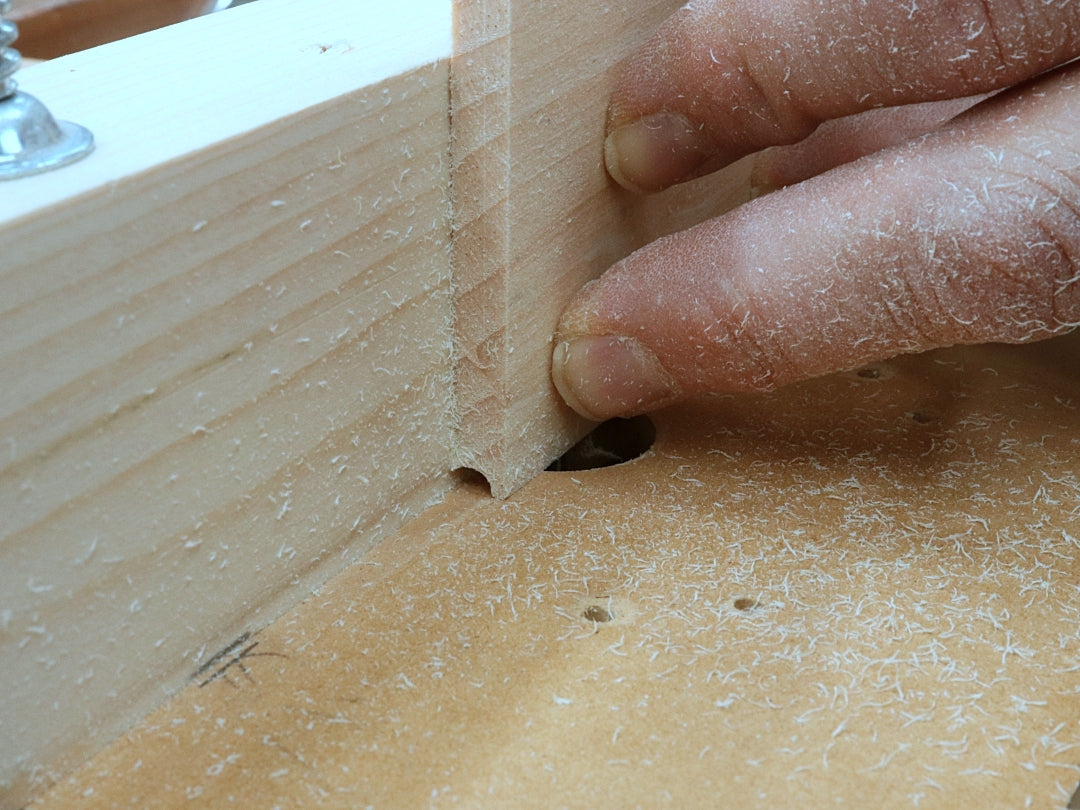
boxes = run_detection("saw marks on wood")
[33,334,1080,809]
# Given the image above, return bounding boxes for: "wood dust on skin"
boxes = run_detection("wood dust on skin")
[34,333,1080,809]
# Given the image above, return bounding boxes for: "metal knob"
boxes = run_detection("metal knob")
[0,0,93,180]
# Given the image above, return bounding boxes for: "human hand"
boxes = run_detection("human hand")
[551,0,1080,420]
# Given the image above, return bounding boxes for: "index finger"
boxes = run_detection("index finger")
[607,0,1080,192]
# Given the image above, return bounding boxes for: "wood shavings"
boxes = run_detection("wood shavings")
[33,333,1080,809]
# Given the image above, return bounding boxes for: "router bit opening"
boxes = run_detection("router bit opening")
[546,415,655,472]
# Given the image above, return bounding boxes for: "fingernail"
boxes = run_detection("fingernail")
[552,336,678,421]
[604,112,710,193]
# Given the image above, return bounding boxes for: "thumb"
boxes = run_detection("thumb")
[553,64,1080,420]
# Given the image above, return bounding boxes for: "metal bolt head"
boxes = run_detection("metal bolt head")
[0,1,94,179]
[0,91,94,179]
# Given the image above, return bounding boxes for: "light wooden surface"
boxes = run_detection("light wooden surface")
[1,1,454,805]
[449,0,758,498]
[32,334,1080,809]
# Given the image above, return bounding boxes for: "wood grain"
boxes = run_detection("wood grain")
[449,0,758,497]
[32,334,1080,809]
[0,1,453,805]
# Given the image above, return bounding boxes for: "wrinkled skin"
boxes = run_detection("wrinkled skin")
[552,0,1080,421]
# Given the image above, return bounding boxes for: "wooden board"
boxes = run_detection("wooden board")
[3,0,760,800]
[449,0,758,498]
[0,1,453,805]
[31,333,1080,809]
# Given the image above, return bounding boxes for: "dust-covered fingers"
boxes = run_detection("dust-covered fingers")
[555,64,1080,420]
[605,0,1080,193]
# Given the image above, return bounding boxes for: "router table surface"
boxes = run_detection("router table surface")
[34,334,1080,809]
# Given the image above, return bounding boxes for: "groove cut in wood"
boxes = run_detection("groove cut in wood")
[449,0,759,498]
[0,1,453,805]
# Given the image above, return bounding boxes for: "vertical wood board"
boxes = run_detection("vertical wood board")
[449,0,757,497]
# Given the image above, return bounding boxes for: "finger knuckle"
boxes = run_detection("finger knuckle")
[964,146,1080,339]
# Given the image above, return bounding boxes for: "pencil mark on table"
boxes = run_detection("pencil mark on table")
[194,630,287,688]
